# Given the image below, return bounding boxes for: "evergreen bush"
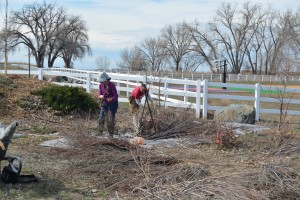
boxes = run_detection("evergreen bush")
[32,85,98,114]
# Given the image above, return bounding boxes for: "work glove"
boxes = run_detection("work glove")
[136,99,143,107]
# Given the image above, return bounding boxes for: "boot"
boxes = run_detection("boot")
[107,121,114,138]
[96,118,105,136]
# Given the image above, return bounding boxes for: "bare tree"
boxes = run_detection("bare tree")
[138,37,166,72]
[10,2,67,68]
[244,13,267,75]
[260,9,299,75]
[272,58,294,131]
[209,1,264,74]
[180,52,202,72]
[96,56,111,71]
[0,25,16,62]
[284,8,300,73]
[117,46,147,71]
[160,22,192,72]
[266,11,290,74]
[47,15,91,68]
[186,20,219,72]
[60,17,91,68]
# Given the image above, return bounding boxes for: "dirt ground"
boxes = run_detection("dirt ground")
[0,75,300,200]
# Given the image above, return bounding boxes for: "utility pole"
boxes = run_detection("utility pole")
[253,62,257,75]
[4,0,8,75]
[222,60,227,89]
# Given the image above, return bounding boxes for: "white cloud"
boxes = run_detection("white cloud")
[3,0,300,69]
[89,31,135,50]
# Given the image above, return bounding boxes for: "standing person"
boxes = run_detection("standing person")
[97,72,118,137]
[129,82,152,135]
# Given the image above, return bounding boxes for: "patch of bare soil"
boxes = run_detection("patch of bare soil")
[0,75,300,200]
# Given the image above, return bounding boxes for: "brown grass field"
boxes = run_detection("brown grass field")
[0,75,299,200]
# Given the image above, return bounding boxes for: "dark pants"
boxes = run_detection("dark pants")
[98,101,118,135]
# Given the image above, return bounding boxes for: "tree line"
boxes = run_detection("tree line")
[1,1,299,75]
[0,1,91,68]
[116,1,300,75]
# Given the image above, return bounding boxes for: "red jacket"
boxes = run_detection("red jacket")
[131,86,145,100]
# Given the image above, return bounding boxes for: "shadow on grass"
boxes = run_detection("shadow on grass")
[0,175,66,199]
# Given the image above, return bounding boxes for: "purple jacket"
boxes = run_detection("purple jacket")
[99,82,118,103]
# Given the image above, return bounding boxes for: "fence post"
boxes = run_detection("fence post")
[117,72,120,95]
[196,79,201,118]
[38,68,43,80]
[86,72,91,93]
[164,76,168,108]
[184,78,188,103]
[202,79,208,119]
[254,83,261,121]
[126,72,129,97]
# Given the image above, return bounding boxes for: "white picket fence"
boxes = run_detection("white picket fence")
[2,68,300,120]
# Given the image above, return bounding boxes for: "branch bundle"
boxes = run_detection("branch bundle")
[140,107,209,140]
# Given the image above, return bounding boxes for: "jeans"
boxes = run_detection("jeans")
[98,101,118,135]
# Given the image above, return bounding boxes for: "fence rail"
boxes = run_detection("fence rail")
[1,68,300,120]
[109,70,300,83]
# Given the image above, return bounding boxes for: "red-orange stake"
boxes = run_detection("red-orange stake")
[216,132,221,144]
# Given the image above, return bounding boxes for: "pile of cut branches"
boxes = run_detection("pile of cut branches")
[139,107,211,140]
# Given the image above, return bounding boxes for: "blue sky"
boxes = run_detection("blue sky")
[1,0,300,71]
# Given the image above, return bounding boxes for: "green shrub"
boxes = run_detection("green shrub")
[31,85,98,114]
[0,76,13,86]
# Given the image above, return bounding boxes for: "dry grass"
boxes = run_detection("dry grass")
[0,75,300,200]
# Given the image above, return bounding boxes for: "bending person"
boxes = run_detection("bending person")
[129,83,152,135]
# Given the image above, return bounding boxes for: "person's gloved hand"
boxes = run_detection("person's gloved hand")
[136,99,143,107]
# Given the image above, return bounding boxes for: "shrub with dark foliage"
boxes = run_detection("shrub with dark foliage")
[31,85,98,114]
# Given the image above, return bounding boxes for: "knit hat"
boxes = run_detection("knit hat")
[98,72,111,82]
